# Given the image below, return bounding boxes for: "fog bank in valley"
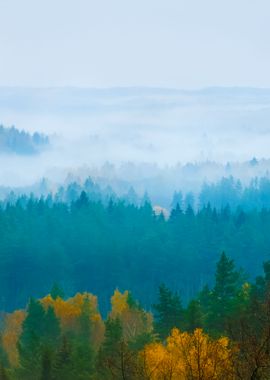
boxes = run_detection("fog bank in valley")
[1,86,270,188]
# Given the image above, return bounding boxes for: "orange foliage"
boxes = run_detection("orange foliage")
[1,291,105,366]
[2,310,26,366]
[40,292,104,347]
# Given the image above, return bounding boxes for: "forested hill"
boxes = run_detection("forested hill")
[0,125,49,154]
[3,173,270,213]
[1,254,270,379]
[0,191,269,314]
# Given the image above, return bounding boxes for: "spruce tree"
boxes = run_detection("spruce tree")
[18,298,46,378]
[52,337,73,380]
[40,348,52,380]
[97,317,123,378]
[50,283,64,300]
[71,297,94,379]
[44,306,61,348]
[18,300,60,379]
[153,284,183,340]
[208,252,241,334]
[185,300,203,332]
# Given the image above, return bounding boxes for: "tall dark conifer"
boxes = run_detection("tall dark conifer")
[153,284,184,340]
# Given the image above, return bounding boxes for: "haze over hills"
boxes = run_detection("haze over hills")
[1,86,270,187]
[2,2,270,378]
[0,125,49,155]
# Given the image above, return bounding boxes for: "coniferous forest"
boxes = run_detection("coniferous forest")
[0,189,270,378]
[1,1,270,378]
[1,253,270,379]
[0,190,269,314]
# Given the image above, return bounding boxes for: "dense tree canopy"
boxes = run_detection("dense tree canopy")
[0,256,269,379]
[0,191,269,314]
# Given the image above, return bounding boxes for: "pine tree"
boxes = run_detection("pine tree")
[71,297,94,379]
[208,252,241,334]
[18,299,60,379]
[169,203,183,222]
[153,284,183,340]
[52,337,73,380]
[254,261,270,301]
[40,348,52,380]
[96,317,123,378]
[44,306,61,348]
[171,191,183,209]
[185,300,203,332]
[50,283,64,300]
[18,298,46,378]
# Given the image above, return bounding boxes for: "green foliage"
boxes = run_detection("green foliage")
[153,284,184,340]
[0,364,8,380]
[71,298,95,379]
[40,348,52,380]
[101,317,122,356]
[128,332,154,351]
[44,307,61,347]
[50,283,65,301]
[0,192,270,315]
[0,335,9,369]
[185,300,203,332]
[17,299,60,379]
[52,337,73,380]
[96,317,123,378]
[18,299,46,377]
[3,257,270,379]
[207,252,242,334]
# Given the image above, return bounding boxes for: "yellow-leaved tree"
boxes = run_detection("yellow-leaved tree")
[2,310,26,366]
[142,328,235,380]
[41,292,104,348]
[110,289,153,341]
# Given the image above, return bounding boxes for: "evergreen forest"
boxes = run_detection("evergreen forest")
[0,253,270,379]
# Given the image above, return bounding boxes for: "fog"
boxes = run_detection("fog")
[1,86,270,189]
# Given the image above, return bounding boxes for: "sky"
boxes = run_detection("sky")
[0,0,269,89]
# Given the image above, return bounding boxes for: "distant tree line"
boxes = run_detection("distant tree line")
[0,125,49,154]
[3,174,270,212]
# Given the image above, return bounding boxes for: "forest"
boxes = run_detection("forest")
[0,125,49,155]
[0,253,269,379]
[1,0,270,378]
[0,188,269,316]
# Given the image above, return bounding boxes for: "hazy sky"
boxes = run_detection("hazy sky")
[0,0,269,88]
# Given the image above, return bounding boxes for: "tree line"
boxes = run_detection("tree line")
[0,125,49,155]
[0,191,270,313]
[0,253,270,379]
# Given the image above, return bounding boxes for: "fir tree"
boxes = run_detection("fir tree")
[208,252,241,334]
[71,297,94,379]
[50,283,64,300]
[44,306,61,348]
[97,317,123,378]
[52,337,73,380]
[17,298,46,378]
[185,300,203,332]
[153,284,183,340]
[40,348,52,380]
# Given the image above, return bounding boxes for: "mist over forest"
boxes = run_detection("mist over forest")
[2,1,270,377]
[1,86,270,379]
[0,86,270,194]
